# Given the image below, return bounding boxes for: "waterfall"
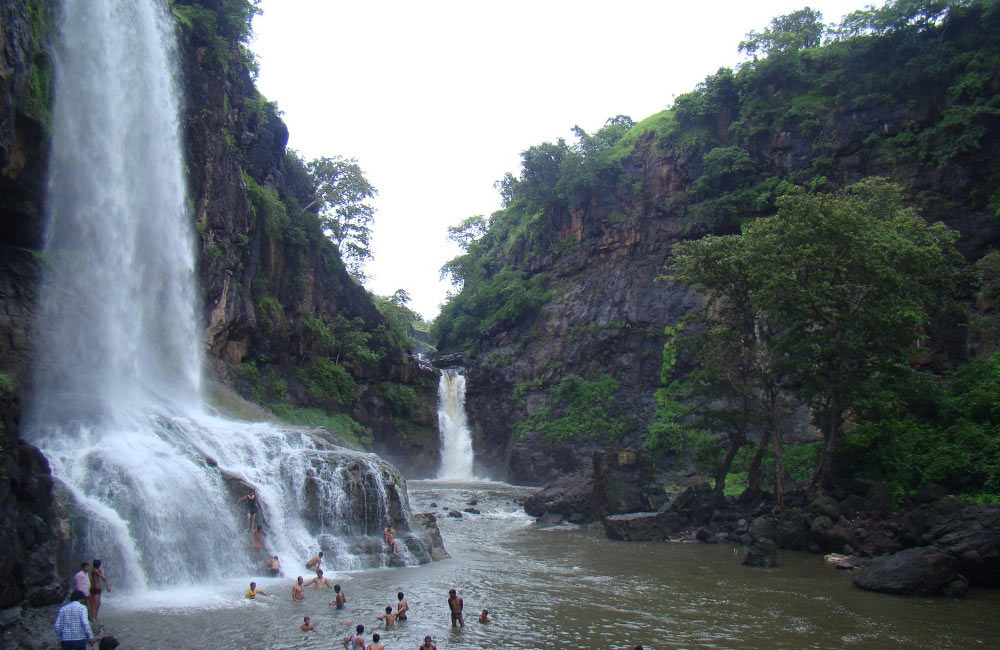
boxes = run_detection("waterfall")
[436,370,476,480]
[23,0,425,591]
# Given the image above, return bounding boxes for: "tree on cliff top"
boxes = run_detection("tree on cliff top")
[739,7,826,58]
[307,156,378,281]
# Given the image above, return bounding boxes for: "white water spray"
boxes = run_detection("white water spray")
[436,370,477,480]
[24,0,422,590]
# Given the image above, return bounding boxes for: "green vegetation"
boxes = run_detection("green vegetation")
[515,373,625,442]
[266,403,373,449]
[307,156,378,280]
[669,179,964,507]
[171,0,261,74]
[301,358,355,405]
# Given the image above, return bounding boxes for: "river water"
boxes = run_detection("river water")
[96,480,998,649]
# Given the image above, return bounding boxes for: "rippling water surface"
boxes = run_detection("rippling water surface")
[99,481,1000,649]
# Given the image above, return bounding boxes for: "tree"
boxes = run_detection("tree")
[739,7,826,58]
[306,156,378,280]
[744,178,962,489]
[671,236,787,507]
[447,215,488,251]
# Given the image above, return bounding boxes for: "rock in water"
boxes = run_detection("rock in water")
[928,504,1000,587]
[853,546,967,596]
[743,538,778,567]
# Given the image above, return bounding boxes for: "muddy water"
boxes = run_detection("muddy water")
[98,481,999,649]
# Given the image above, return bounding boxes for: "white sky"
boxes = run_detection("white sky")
[252,0,869,320]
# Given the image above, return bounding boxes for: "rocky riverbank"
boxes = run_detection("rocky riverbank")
[522,448,1000,597]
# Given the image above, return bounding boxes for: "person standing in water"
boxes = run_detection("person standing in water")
[447,588,464,627]
[396,591,409,620]
[330,584,346,609]
[244,582,267,599]
[292,576,306,602]
[342,623,365,650]
[478,609,491,624]
[383,525,398,556]
[367,632,384,650]
[236,492,258,532]
[88,560,111,624]
[419,635,437,650]
[304,569,330,589]
[266,555,281,577]
[300,616,315,631]
[376,606,399,629]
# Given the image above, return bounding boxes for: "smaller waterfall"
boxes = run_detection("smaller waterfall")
[436,370,476,480]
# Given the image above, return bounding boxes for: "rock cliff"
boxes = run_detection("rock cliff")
[448,5,1000,485]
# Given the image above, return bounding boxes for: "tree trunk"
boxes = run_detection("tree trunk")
[771,411,785,514]
[747,427,771,492]
[714,400,749,495]
[807,391,840,490]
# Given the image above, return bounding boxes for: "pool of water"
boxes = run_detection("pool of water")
[97,480,1000,649]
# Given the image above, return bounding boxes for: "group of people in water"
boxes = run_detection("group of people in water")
[53,560,119,648]
[244,563,491,648]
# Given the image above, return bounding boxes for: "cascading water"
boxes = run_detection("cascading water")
[24,0,425,592]
[435,369,477,480]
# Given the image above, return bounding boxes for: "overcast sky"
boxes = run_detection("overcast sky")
[252,0,869,320]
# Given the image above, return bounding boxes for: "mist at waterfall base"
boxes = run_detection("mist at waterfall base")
[23,0,423,597]
[435,370,480,482]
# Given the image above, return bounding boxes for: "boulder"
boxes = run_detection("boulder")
[928,504,1000,587]
[743,538,778,568]
[603,511,683,542]
[808,495,842,522]
[592,449,663,519]
[853,546,966,596]
[522,468,594,522]
[410,513,450,561]
[914,483,949,505]
[895,497,968,546]
[537,512,564,527]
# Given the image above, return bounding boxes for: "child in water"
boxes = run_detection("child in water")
[300,616,314,631]
[478,608,491,624]
[245,582,267,599]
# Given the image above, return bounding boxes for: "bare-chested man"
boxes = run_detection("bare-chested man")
[419,635,437,650]
[447,588,464,627]
[305,551,323,573]
[367,632,384,650]
[330,583,347,609]
[382,526,398,556]
[305,569,330,589]
[377,605,400,629]
[292,576,306,602]
[396,591,409,620]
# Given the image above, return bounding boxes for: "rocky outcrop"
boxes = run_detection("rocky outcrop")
[522,467,594,522]
[927,504,1000,587]
[410,512,449,562]
[853,547,969,597]
[0,386,63,609]
[592,449,665,519]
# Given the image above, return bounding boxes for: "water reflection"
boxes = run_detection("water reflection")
[100,480,1000,649]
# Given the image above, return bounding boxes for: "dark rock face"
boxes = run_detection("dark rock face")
[0,389,64,609]
[743,538,778,568]
[592,449,665,519]
[604,511,683,542]
[853,547,967,597]
[928,504,1000,587]
[522,467,594,522]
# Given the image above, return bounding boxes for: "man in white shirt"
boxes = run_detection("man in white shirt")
[52,590,95,649]
[72,562,90,596]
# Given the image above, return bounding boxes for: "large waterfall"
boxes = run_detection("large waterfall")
[24,0,424,592]
[436,370,477,480]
